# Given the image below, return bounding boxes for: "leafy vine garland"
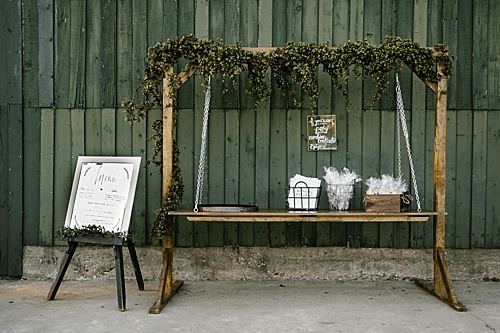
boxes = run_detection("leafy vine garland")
[123,34,454,238]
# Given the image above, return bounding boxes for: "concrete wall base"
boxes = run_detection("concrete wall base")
[22,246,500,282]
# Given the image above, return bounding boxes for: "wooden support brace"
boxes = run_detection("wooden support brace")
[149,237,183,314]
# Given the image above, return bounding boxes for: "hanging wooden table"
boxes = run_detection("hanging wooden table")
[148,43,467,314]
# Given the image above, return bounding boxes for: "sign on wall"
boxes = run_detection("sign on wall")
[307,115,337,151]
[64,156,141,233]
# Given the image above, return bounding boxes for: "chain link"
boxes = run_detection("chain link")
[396,75,422,212]
[193,77,211,212]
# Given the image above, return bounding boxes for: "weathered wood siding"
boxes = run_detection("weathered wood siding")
[2,0,500,275]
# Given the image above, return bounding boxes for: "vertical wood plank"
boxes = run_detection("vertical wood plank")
[454,0,472,110]
[147,0,164,209]
[206,109,225,246]
[410,0,429,248]
[470,111,487,248]
[68,0,86,108]
[392,0,414,248]
[361,110,381,247]
[380,0,396,110]
[254,107,271,246]
[224,109,240,245]
[224,0,240,108]
[176,108,195,247]
[440,0,457,110]
[146,108,162,245]
[85,108,102,155]
[101,0,117,107]
[485,111,500,247]
[39,109,55,245]
[270,0,288,109]
[22,1,39,108]
[38,0,54,107]
[191,0,208,247]
[287,108,303,247]
[116,0,133,162]
[379,110,396,247]
[238,1,259,245]
[0,107,8,274]
[454,110,472,248]
[423,109,435,247]
[70,109,85,171]
[254,0,273,246]
[132,115,147,244]
[130,0,149,245]
[329,0,350,246]
[130,0,148,245]
[316,0,333,246]
[380,0,397,248]
[177,0,195,109]
[53,109,72,246]
[487,0,500,108]
[23,108,41,246]
[472,0,488,110]
[85,1,102,107]
[54,0,70,107]
[300,0,319,247]
[208,0,225,110]
[445,110,457,248]
[101,108,116,155]
[7,105,23,276]
[164,0,178,39]
[360,0,382,247]
[346,0,364,248]
[269,108,287,247]
[239,108,256,246]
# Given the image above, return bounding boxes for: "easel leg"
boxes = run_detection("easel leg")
[114,245,126,311]
[127,239,144,291]
[47,241,78,301]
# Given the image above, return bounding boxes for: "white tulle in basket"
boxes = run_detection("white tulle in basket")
[323,167,361,210]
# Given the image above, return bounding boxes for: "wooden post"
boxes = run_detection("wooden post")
[433,57,447,294]
[162,68,175,207]
[150,67,197,313]
[162,68,175,295]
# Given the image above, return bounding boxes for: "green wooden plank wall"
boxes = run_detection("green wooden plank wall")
[1,0,499,266]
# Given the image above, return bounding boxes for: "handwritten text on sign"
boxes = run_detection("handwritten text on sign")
[307,115,337,151]
[69,163,134,232]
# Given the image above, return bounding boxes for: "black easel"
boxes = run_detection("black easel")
[47,235,144,311]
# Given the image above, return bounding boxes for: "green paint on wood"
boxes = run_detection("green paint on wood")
[39,109,55,246]
[471,111,487,248]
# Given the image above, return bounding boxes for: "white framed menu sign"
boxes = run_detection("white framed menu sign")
[64,156,141,233]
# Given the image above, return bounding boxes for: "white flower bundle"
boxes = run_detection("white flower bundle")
[365,174,408,194]
[323,167,361,210]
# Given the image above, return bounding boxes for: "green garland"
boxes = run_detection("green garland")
[57,225,130,240]
[122,34,455,238]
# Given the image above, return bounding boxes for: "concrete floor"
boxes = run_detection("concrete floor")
[0,278,499,333]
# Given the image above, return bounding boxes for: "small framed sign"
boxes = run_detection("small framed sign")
[64,156,142,233]
[307,114,337,151]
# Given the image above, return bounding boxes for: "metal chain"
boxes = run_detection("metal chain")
[397,103,402,179]
[395,75,422,212]
[193,77,211,212]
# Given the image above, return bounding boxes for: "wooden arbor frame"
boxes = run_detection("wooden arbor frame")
[148,46,466,313]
